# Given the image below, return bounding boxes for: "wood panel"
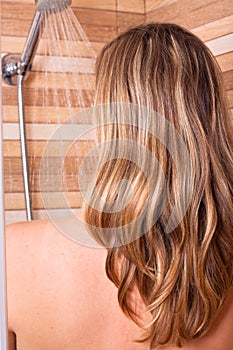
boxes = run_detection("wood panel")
[1,2,35,20]
[117,0,145,14]
[1,18,116,43]
[205,33,233,57]
[3,140,95,157]
[2,87,95,107]
[2,106,85,123]
[146,0,175,12]
[3,123,95,141]
[2,0,116,11]
[73,8,116,27]
[4,156,94,193]
[147,0,216,14]
[227,90,233,108]
[146,0,233,29]
[4,157,85,175]
[117,12,145,34]
[1,2,117,27]
[1,36,105,57]
[4,192,82,210]
[2,72,95,90]
[216,52,233,73]
[81,24,116,42]
[192,15,233,41]
[4,173,82,193]
[2,0,34,3]
[72,0,116,11]
[4,171,86,194]
[223,70,233,91]
[5,211,27,225]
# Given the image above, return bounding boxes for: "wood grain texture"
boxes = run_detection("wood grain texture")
[2,0,116,11]
[2,0,34,3]
[4,174,82,193]
[223,70,233,91]
[146,0,216,14]
[1,2,117,37]
[4,157,85,175]
[3,123,95,141]
[3,140,94,157]
[73,8,117,26]
[146,0,233,29]
[1,19,116,43]
[192,15,233,41]
[4,191,82,210]
[205,33,233,56]
[117,12,145,33]
[4,156,87,195]
[2,36,105,57]
[1,2,35,20]
[2,106,85,123]
[2,87,95,107]
[2,72,95,90]
[117,0,145,14]
[216,52,233,72]
[72,0,116,11]
[227,90,233,108]
[5,210,27,225]
[146,0,175,12]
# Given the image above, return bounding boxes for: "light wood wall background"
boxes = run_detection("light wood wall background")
[1,0,232,224]
[2,0,145,224]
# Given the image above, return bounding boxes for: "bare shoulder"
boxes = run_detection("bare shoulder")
[5,219,108,346]
[5,220,55,328]
[5,218,105,262]
[5,219,50,258]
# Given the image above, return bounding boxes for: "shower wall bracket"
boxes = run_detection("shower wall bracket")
[2,54,32,86]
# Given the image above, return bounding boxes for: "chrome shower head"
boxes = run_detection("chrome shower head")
[36,0,72,13]
[2,0,72,84]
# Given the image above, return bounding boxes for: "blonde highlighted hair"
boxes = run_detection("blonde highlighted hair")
[83,23,233,348]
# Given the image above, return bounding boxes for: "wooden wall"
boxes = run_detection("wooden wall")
[2,0,145,224]
[2,0,232,224]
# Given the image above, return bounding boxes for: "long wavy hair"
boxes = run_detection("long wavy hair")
[83,23,233,348]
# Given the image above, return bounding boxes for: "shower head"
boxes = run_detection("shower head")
[2,0,72,84]
[20,0,72,71]
[36,0,72,13]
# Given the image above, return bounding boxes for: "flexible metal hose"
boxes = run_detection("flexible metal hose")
[0,106,8,350]
[17,75,32,221]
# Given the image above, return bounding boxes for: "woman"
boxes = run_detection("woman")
[6,23,233,349]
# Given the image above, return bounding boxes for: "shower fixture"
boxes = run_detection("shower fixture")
[2,0,72,85]
[1,0,72,221]
[1,1,72,349]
